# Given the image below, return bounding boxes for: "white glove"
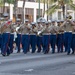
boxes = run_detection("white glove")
[16,27,20,31]
[38,31,41,35]
[13,32,17,41]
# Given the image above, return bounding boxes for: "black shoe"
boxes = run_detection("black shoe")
[71,52,74,54]
[32,51,35,53]
[23,52,27,54]
[44,51,47,54]
[17,51,20,53]
[67,53,70,55]
[52,52,55,54]
[2,54,6,57]
[7,54,10,56]
[37,51,41,53]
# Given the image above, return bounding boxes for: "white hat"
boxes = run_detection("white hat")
[3,13,9,17]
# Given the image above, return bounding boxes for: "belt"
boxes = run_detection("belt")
[72,32,75,34]
[22,33,29,35]
[58,33,62,34]
[64,31,72,32]
[51,33,56,35]
[42,33,49,35]
[18,33,21,34]
[30,33,36,35]
[11,33,14,34]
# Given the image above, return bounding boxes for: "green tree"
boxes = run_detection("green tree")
[45,0,75,18]
[0,0,4,6]
[22,0,26,23]
[38,0,57,17]
[5,0,15,18]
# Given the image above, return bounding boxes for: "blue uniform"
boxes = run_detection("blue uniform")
[30,23,37,53]
[49,23,57,53]
[2,33,10,56]
[9,33,14,53]
[21,23,31,54]
[63,21,73,55]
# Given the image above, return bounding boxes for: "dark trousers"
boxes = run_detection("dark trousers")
[37,36,42,52]
[57,34,63,52]
[50,34,56,53]
[9,34,14,53]
[64,32,72,54]
[2,33,10,55]
[16,34,22,52]
[0,34,2,53]
[30,35,37,53]
[42,35,50,53]
[22,35,30,53]
[71,34,75,53]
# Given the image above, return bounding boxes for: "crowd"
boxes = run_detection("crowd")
[0,13,75,56]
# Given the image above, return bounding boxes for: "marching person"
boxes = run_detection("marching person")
[37,20,43,53]
[8,19,14,53]
[0,18,4,54]
[30,22,37,53]
[49,20,58,54]
[71,20,75,54]
[57,20,64,53]
[1,13,12,56]
[42,21,50,54]
[21,19,31,54]
[15,18,22,53]
[62,16,75,55]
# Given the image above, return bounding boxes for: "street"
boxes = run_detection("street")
[0,52,75,75]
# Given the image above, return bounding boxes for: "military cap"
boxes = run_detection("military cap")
[8,19,12,22]
[25,19,29,22]
[41,19,46,23]
[60,20,64,22]
[31,22,36,25]
[57,20,60,23]
[3,13,9,17]
[0,17,4,21]
[51,20,56,23]
[37,20,40,23]
[48,20,51,23]
[45,21,49,25]
[37,17,46,23]
[16,18,21,22]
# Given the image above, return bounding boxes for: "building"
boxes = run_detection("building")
[0,0,44,22]
[0,0,75,22]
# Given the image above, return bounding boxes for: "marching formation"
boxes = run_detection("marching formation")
[0,13,75,56]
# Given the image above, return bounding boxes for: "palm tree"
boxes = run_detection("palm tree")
[5,0,15,18]
[0,0,5,13]
[22,0,26,23]
[46,0,75,19]
[14,0,18,22]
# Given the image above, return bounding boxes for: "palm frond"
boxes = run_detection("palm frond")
[46,4,59,15]
[0,0,4,6]
[69,4,75,10]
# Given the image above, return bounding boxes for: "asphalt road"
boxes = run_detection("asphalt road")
[0,52,75,75]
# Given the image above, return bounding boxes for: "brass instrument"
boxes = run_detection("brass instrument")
[37,26,46,36]
[1,20,11,33]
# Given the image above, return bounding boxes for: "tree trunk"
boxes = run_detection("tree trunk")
[47,0,48,21]
[14,0,18,23]
[22,0,26,23]
[3,0,6,14]
[61,5,65,19]
[43,0,45,17]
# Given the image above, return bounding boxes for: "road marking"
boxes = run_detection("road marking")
[25,69,34,72]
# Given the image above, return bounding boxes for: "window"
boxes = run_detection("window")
[58,12,61,20]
